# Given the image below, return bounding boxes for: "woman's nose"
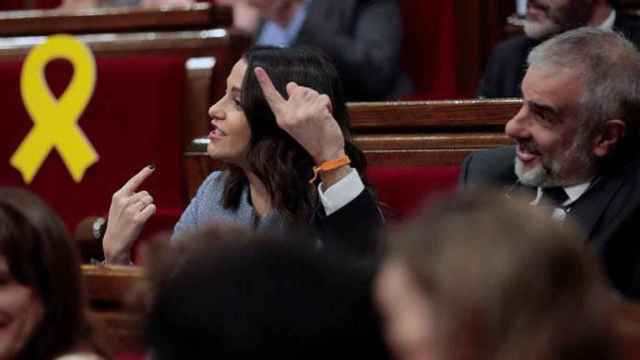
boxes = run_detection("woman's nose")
[208,100,225,120]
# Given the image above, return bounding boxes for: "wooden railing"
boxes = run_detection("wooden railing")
[0,3,232,36]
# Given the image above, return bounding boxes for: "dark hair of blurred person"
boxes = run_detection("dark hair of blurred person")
[145,225,390,360]
[376,189,618,360]
[0,188,104,360]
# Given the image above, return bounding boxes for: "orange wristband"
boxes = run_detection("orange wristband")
[309,155,351,184]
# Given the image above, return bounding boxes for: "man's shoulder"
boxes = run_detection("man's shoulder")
[488,35,539,62]
[460,146,517,187]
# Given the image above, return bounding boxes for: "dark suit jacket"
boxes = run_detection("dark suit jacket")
[477,13,640,98]
[459,146,640,299]
[315,188,384,258]
[258,0,409,101]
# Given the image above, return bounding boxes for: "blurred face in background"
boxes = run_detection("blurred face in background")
[376,260,435,360]
[524,0,595,39]
[0,255,44,359]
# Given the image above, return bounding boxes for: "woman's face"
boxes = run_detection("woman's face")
[0,255,44,359]
[207,59,252,165]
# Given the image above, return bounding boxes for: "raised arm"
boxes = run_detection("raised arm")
[102,165,156,264]
[255,66,383,255]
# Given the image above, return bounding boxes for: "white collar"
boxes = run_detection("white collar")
[599,9,616,31]
[533,180,592,207]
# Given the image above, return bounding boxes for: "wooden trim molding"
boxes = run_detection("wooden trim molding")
[0,3,232,36]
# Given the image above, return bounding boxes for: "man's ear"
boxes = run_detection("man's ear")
[592,119,625,157]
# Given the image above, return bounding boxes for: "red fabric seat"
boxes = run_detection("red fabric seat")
[366,165,460,220]
[0,55,187,240]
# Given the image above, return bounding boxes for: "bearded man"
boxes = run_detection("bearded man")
[460,28,640,298]
[477,0,640,98]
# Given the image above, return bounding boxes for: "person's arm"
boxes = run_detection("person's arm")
[316,169,383,256]
[103,165,156,265]
[296,0,403,99]
[255,67,382,254]
[170,172,225,243]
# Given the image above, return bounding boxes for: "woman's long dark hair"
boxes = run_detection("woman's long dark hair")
[0,188,97,359]
[222,46,368,224]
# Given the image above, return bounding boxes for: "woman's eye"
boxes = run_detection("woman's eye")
[233,98,242,109]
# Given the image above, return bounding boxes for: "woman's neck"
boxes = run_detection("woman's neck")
[245,170,272,219]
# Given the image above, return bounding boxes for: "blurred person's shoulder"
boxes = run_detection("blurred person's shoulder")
[490,34,539,61]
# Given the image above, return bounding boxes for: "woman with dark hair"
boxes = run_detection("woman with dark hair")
[0,188,104,360]
[103,46,382,264]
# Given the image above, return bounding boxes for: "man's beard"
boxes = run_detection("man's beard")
[524,0,595,39]
[514,132,596,187]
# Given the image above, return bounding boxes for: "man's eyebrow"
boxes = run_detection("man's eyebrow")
[528,100,558,118]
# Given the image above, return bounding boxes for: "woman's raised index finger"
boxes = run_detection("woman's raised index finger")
[120,165,155,195]
[254,67,286,115]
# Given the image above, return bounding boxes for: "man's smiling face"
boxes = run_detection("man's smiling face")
[505,65,598,187]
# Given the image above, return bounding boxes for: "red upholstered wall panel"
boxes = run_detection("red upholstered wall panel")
[0,0,27,10]
[0,55,186,236]
[399,0,458,100]
[0,0,61,10]
[35,0,61,8]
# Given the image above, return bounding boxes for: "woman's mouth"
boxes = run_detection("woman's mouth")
[208,125,227,139]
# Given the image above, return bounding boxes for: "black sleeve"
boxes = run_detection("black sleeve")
[314,188,384,258]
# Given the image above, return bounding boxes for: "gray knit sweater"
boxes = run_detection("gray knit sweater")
[172,172,285,241]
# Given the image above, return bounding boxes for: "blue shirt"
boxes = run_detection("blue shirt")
[256,0,312,47]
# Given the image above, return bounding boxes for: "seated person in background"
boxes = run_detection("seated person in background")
[460,28,640,298]
[103,46,383,265]
[144,225,391,360]
[0,188,104,360]
[477,0,640,98]
[376,190,618,360]
[217,0,410,101]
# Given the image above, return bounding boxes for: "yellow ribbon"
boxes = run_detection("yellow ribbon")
[11,34,98,184]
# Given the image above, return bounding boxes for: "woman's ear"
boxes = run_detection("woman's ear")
[592,119,625,157]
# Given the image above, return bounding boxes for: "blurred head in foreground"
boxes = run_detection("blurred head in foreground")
[0,188,93,359]
[376,189,617,360]
[146,225,390,360]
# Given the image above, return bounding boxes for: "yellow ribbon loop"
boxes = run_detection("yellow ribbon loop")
[11,34,98,183]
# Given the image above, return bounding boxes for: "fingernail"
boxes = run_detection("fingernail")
[148,164,156,170]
